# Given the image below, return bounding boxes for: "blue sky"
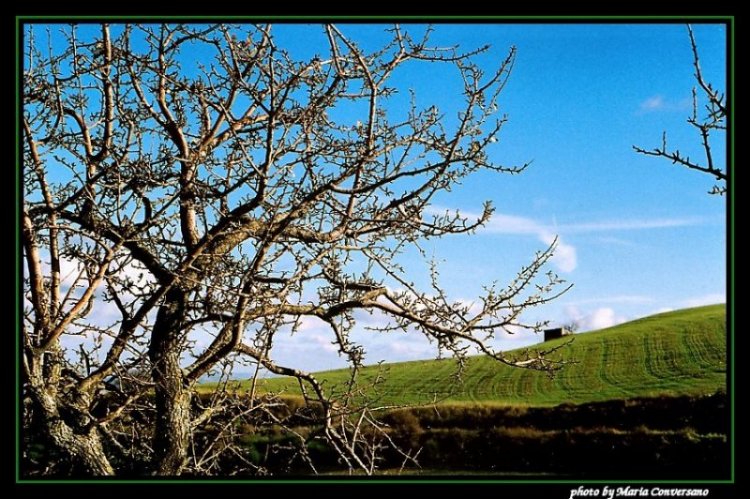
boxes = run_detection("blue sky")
[266,23,727,371]
[30,23,728,373]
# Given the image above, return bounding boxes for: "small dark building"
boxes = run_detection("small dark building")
[544,327,573,342]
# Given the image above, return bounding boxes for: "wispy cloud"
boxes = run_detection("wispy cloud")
[637,94,691,114]
[481,213,577,272]
[481,213,547,235]
[432,208,705,274]
[639,95,666,112]
[478,213,702,236]
[424,209,578,273]
[431,206,704,236]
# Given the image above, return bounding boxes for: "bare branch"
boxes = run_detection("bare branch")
[634,24,726,195]
[22,23,570,477]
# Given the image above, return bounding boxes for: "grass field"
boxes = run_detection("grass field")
[211,304,726,407]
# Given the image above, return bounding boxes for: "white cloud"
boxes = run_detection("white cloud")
[385,337,434,358]
[430,206,709,275]
[38,255,85,291]
[483,213,545,235]
[585,307,626,330]
[682,293,726,308]
[308,334,340,353]
[639,95,665,112]
[294,315,328,333]
[638,95,691,114]
[284,317,341,354]
[479,212,703,235]
[481,213,578,273]
[564,305,626,332]
[483,213,704,236]
[652,307,674,315]
[637,95,693,114]
[539,233,577,273]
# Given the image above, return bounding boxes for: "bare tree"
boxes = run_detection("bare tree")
[634,24,727,195]
[22,23,571,477]
[562,321,580,333]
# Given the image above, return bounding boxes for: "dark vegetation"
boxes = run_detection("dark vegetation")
[178,391,728,477]
[23,388,729,478]
[191,306,729,477]
[378,392,728,478]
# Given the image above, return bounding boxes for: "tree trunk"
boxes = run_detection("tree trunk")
[149,288,191,476]
[28,385,114,476]
[45,417,115,476]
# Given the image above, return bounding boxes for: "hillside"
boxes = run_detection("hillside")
[227,304,727,406]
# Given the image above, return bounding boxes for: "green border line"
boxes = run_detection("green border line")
[15,14,22,486]
[14,15,734,21]
[15,14,735,486]
[728,15,735,486]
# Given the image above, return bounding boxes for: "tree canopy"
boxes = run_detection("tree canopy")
[22,23,569,476]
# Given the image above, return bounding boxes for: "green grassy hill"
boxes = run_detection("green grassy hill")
[226,304,727,406]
